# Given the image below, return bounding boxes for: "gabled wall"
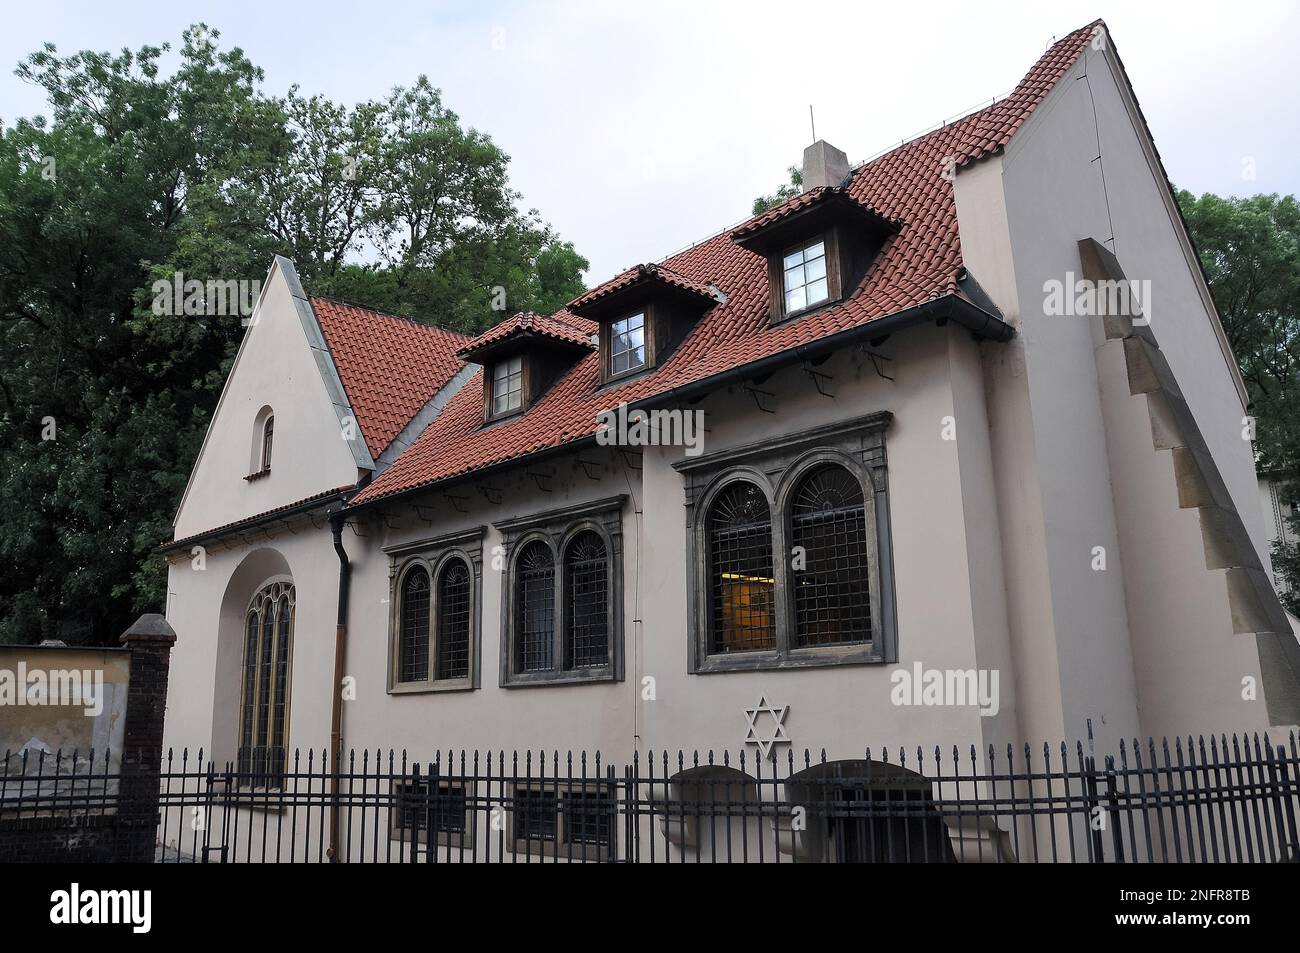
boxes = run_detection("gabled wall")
[172,259,366,541]
[954,35,1280,741]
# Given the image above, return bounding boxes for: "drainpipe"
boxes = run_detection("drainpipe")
[327,512,351,862]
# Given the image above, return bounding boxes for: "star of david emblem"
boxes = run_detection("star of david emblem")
[743,695,790,761]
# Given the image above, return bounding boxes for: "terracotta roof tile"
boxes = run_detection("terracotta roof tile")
[350,21,1101,506]
[312,298,470,458]
[569,262,720,313]
[457,311,596,358]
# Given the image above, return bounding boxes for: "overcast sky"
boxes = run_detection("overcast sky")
[3,1,1296,284]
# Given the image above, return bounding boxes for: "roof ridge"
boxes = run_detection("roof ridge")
[648,19,1102,269]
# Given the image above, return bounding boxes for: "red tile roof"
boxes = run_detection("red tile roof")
[730,186,899,243]
[569,262,721,314]
[955,21,1104,166]
[312,297,470,459]
[457,311,595,358]
[350,21,1102,507]
[161,485,354,552]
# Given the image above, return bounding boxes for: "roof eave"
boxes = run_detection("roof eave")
[632,294,1011,412]
[159,488,353,555]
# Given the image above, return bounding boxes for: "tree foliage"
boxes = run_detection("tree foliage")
[0,25,586,644]
[1178,190,1300,469]
[751,165,802,216]
[1177,189,1300,608]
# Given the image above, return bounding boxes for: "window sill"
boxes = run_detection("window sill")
[390,830,473,850]
[694,642,880,674]
[771,296,840,328]
[244,468,271,482]
[602,363,650,386]
[510,838,611,861]
[221,791,286,814]
[596,361,659,392]
[482,407,526,430]
[501,667,620,689]
[388,679,475,696]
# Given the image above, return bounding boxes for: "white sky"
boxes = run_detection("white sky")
[3,0,1296,285]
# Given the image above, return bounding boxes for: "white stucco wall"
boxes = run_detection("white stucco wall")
[954,39,1275,741]
[172,261,362,541]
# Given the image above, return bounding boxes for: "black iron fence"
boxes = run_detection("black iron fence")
[4,733,1299,863]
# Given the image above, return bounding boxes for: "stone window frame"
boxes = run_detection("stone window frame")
[384,527,484,694]
[495,495,627,688]
[389,778,475,851]
[506,779,619,861]
[674,413,897,674]
[236,576,295,789]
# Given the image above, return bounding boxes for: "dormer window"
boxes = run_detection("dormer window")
[491,356,524,417]
[608,312,646,377]
[782,239,829,315]
[568,264,720,385]
[458,312,595,423]
[730,166,899,326]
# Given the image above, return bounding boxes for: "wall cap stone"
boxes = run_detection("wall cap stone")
[120,613,177,645]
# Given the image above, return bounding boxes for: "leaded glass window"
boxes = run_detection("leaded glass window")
[237,581,294,786]
[400,566,431,682]
[436,560,471,679]
[707,481,776,652]
[565,532,609,668]
[516,542,555,672]
[791,465,870,646]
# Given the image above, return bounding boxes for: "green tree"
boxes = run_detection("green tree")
[0,25,586,644]
[751,165,802,215]
[1178,189,1300,608]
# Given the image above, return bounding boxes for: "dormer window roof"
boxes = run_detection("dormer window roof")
[568,263,719,323]
[455,311,594,366]
[457,311,595,422]
[569,263,722,383]
[732,184,899,324]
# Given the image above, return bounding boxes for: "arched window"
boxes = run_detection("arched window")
[237,581,294,786]
[497,501,624,686]
[260,415,274,471]
[399,566,431,682]
[791,465,870,646]
[516,541,555,672]
[707,481,775,652]
[272,595,291,754]
[565,531,609,668]
[436,559,471,680]
[239,613,258,765]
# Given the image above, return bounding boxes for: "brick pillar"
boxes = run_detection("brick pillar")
[115,613,177,863]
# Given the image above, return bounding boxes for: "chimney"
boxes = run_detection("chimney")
[801,140,850,191]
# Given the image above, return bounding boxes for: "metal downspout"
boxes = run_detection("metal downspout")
[327,512,351,861]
